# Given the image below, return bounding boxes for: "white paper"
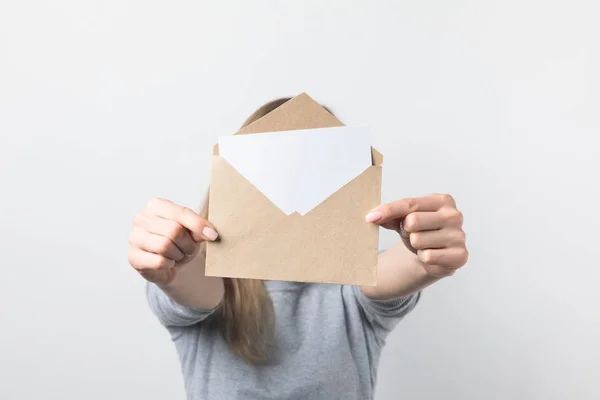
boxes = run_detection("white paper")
[218,126,372,215]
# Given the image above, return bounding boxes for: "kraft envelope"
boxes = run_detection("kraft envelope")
[205,93,383,285]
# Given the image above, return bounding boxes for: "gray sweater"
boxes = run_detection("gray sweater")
[147,281,419,400]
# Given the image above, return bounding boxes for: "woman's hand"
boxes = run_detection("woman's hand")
[366,194,468,278]
[128,198,219,286]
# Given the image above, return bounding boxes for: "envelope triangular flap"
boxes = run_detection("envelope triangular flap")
[206,92,383,285]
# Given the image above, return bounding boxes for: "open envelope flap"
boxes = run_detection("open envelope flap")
[212,93,383,167]
[206,155,381,285]
[237,93,343,135]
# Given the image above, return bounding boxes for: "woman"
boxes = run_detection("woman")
[128,98,469,399]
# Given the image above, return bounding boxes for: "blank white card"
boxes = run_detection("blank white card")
[218,126,372,215]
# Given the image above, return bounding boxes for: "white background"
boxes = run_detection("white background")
[1,1,598,399]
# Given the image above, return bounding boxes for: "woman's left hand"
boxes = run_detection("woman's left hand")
[366,194,468,278]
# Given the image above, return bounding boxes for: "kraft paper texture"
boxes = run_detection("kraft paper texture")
[205,93,383,285]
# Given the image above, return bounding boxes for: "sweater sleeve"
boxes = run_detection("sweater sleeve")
[350,284,420,341]
[146,282,217,328]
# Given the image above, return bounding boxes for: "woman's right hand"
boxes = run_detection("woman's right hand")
[128,198,219,286]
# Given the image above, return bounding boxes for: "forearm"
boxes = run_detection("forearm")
[158,250,224,310]
[362,242,441,300]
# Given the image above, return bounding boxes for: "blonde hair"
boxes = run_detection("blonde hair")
[201,98,292,364]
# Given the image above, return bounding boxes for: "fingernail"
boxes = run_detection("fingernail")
[365,211,383,223]
[202,227,219,241]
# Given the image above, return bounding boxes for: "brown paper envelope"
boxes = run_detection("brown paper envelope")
[205,93,383,285]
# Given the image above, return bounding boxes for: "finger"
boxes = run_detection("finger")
[134,213,197,255]
[145,198,218,242]
[410,228,466,250]
[418,247,469,268]
[139,268,177,285]
[366,194,454,225]
[127,246,175,272]
[403,212,445,232]
[420,263,458,278]
[129,227,185,261]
